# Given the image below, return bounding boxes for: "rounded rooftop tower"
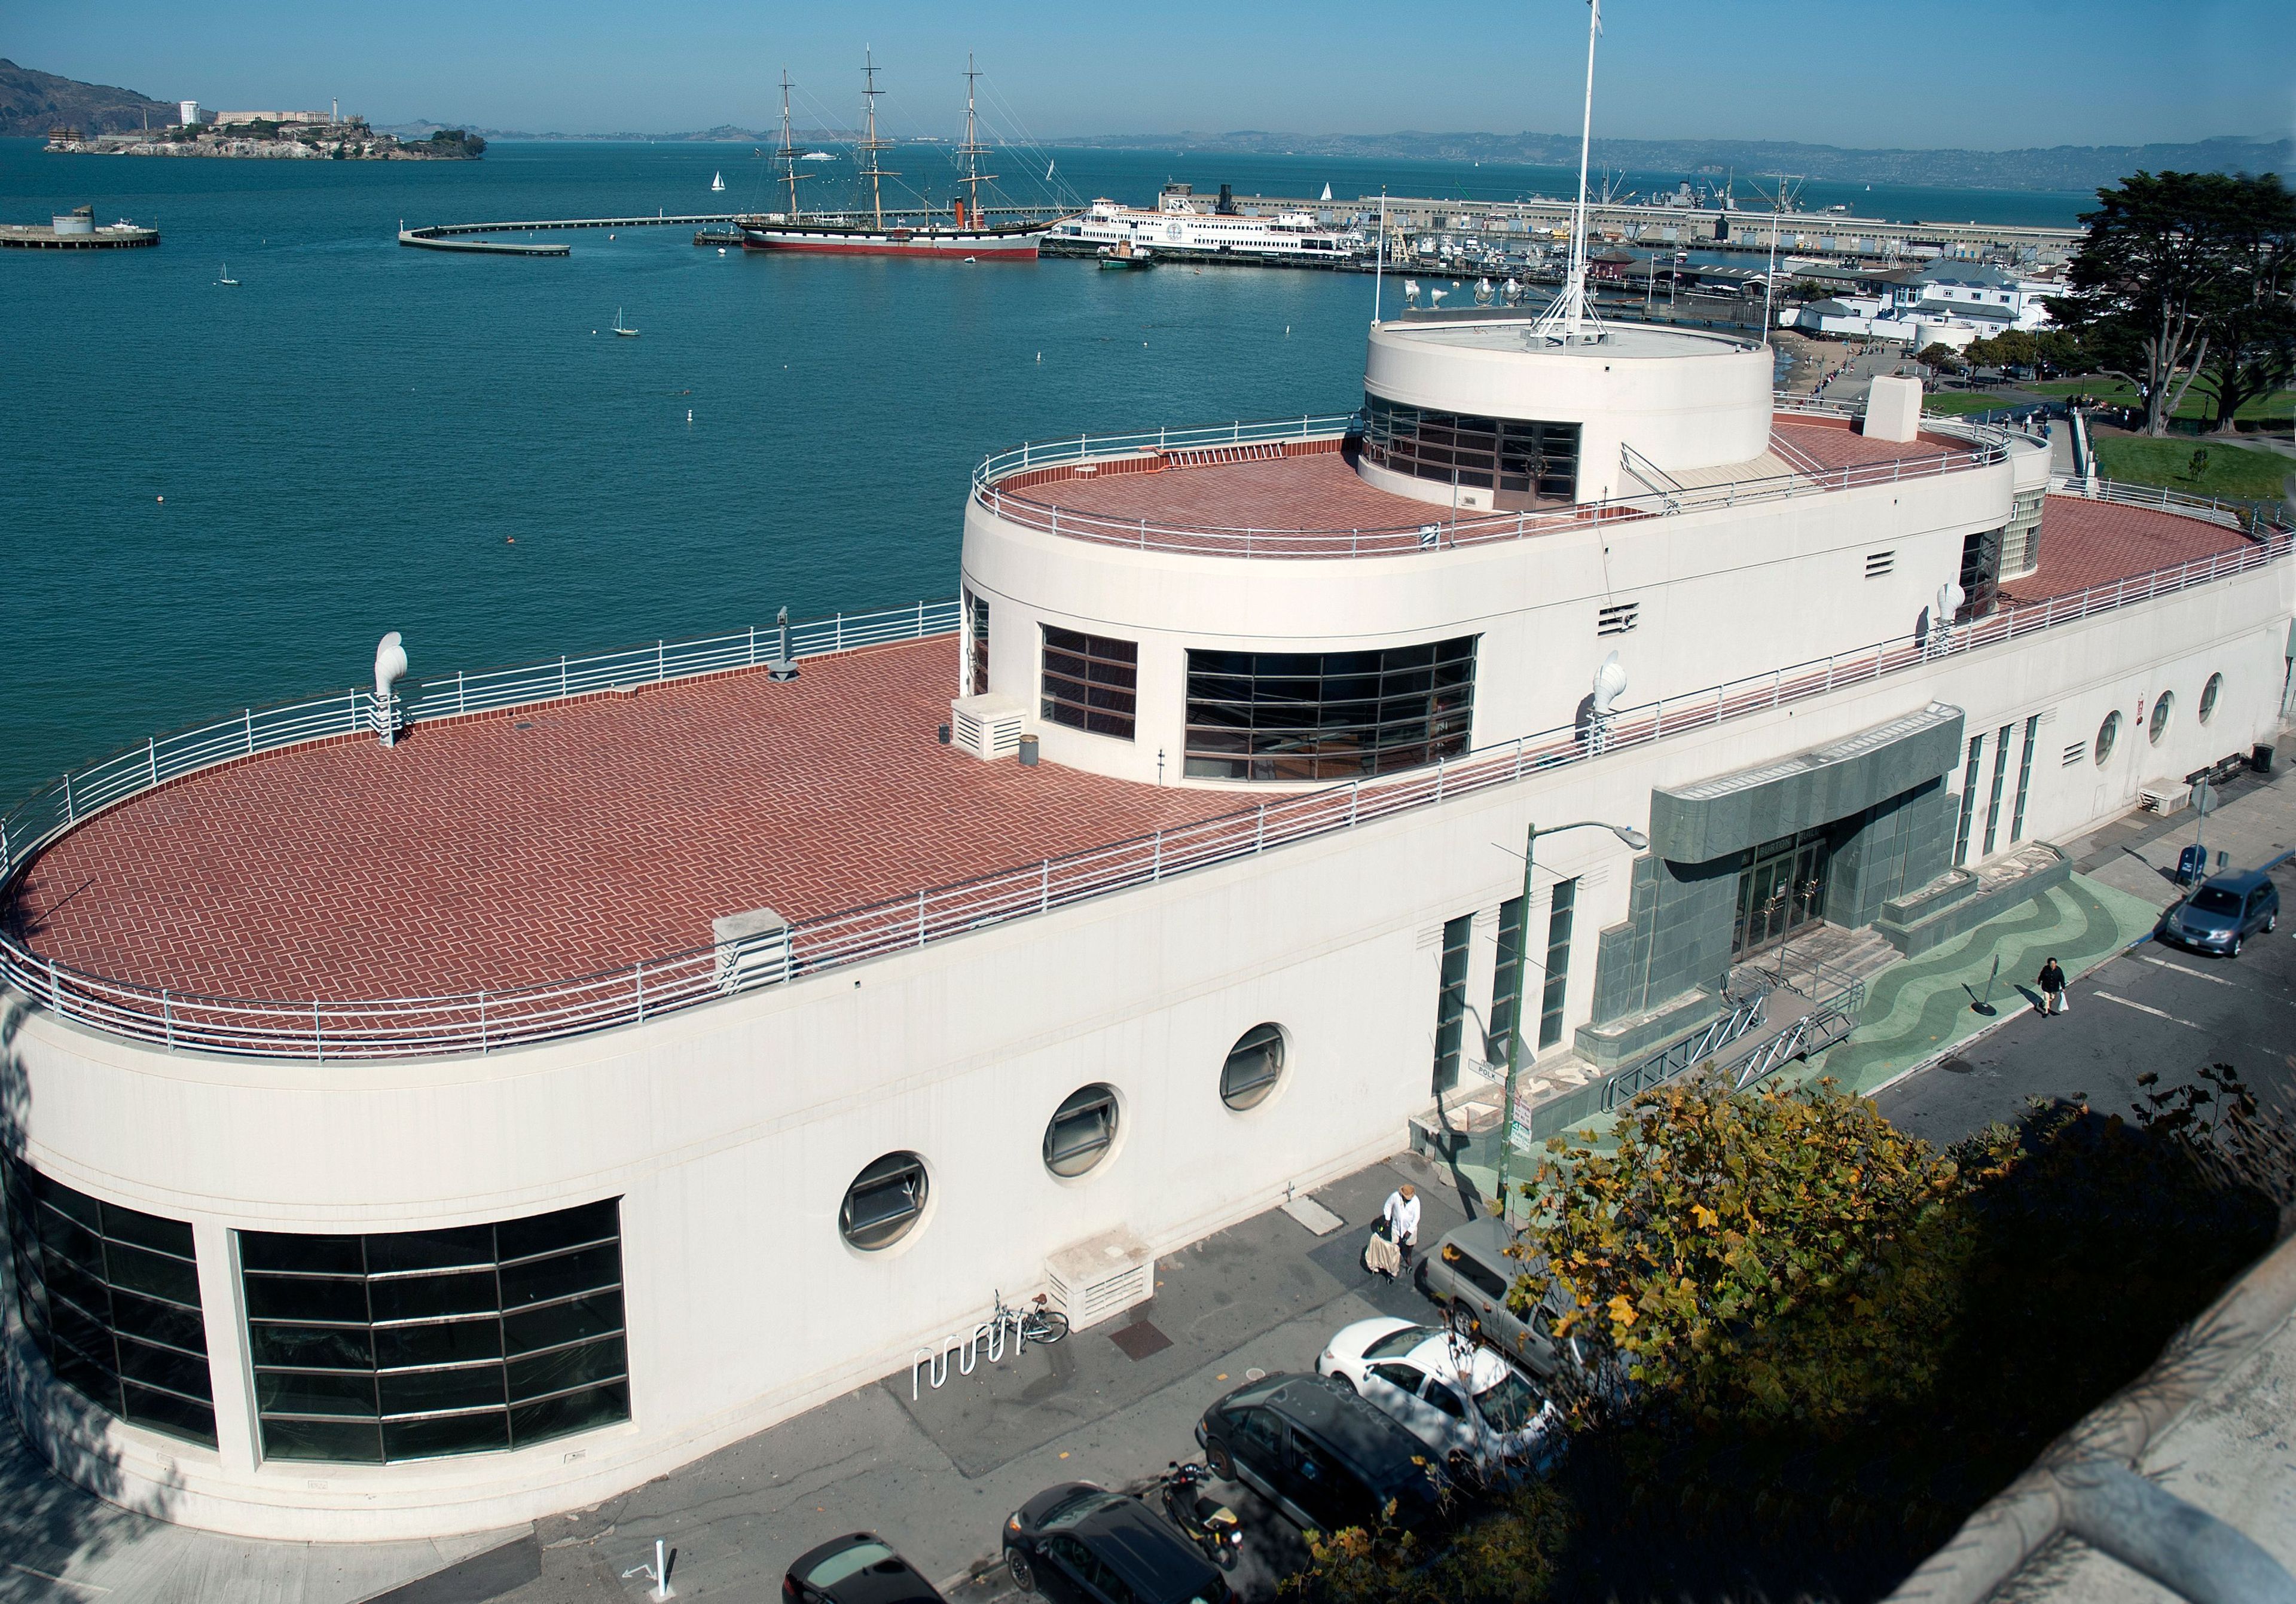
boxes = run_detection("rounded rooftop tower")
[1359,314,1774,510]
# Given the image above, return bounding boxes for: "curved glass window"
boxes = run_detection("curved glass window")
[239,1199,626,1464]
[842,1153,929,1251]
[2149,692,2173,746]
[1185,637,1477,782]
[1362,393,1580,504]
[2200,674,2222,725]
[1221,1024,1287,1110]
[1045,1085,1120,1177]
[3,1157,215,1446]
[1041,626,1137,741]
[2096,710,2121,766]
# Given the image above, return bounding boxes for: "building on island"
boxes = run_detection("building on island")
[1,292,2289,1540]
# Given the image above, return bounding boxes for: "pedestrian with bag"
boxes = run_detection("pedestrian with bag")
[1381,1183,1421,1273]
[2037,957,2066,1017]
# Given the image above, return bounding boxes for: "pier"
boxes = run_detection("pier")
[1223,192,2084,262]
[399,204,1077,256]
[2,207,159,250]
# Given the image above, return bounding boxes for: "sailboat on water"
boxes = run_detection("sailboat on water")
[737,53,1052,259]
[612,307,639,337]
[216,262,239,285]
[711,171,725,192]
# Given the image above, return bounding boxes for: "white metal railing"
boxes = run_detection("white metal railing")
[4,530,2286,1062]
[2047,473,2283,533]
[973,410,2010,558]
[0,598,958,891]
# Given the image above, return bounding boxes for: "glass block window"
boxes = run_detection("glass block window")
[1953,734,1984,867]
[1538,879,1578,1051]
[965,589,990,698]
[1432,914,1472,1093]
[2010,713,2040,843]
[239,1199,627,1464]
[2,1157,216,1447]
[1981,722,2013,857]
[1040,626,1137,740]
[1488,895,1527,1058]
[1183,637,1477,782]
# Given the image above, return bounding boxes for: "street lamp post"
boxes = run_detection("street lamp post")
[1495,818,1650,1221]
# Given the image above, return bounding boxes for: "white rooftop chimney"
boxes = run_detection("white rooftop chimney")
[374,631,408,747]
[1864,374,1923,444]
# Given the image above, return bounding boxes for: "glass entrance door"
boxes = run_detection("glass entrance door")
[1732,827,1833,960]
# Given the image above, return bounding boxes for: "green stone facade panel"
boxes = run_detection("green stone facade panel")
[1587,707,1967,1038]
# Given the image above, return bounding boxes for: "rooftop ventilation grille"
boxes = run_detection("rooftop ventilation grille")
[1046,1229,1155,1331]
[1866,551,1896,578]
[950,693,1026,762]
[2062,743,2087,768]
[1596,602,1640,637]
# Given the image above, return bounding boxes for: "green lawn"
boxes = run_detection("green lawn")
[1922,392,2020,416]
[2090,435,2291,500]
[2028,376,2293,425]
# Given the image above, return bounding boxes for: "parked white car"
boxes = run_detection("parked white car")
[1314,1317,1560,1479]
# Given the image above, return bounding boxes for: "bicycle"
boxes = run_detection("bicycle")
[993,1288,1070,1349]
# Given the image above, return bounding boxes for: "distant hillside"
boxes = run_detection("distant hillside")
[0,59,175,137]
[1056,130,2289,193]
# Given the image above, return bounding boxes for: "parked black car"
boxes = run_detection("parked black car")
[1004,1483,1233,1604]
[784,1532,947,1604]
[1195,1371,1448,1535]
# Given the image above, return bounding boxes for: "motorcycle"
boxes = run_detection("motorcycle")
[1158,1461,1242,1569]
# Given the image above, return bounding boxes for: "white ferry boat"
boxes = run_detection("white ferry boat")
[1048,182,1365,264]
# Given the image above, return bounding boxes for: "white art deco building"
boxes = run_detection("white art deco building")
[2,304,2289,1539]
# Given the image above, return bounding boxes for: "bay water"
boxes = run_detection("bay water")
[0,138,2089,802]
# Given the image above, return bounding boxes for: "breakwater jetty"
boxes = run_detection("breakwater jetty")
[398,213,741,256]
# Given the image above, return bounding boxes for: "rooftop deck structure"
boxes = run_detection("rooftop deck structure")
[0,487,2279,1059]
[973,411,2004,559]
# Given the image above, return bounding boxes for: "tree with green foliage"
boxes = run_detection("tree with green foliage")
[2190,175,2295,431]
[1918,341,1963,372]
[1519,1076,1966,1427]
[1962,328,2086,375]
[2048,170,2291,436]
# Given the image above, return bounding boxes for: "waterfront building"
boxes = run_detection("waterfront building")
[1,295,2289,1541]
[1794,260,2060,349]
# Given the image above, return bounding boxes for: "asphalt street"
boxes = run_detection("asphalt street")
[1880,858,2296,1145]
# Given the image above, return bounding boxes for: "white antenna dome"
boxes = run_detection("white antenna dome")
[1592,649,1628,715]
[374,631,408,699]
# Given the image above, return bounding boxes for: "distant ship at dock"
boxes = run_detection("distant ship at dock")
[735,56,1057,261]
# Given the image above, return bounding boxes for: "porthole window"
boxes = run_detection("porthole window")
[841,1153,929,1251]
[1044,1085,1120,1178]
[2095,710,2121,767]
[2148,692,2174,746]
[2199,674,2222,725]
[1221,1023,1288,1111]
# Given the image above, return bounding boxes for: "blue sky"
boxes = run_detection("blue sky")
[14,0,2292,146]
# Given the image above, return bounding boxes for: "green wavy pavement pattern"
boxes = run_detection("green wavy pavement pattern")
[1797,872,2162,1096]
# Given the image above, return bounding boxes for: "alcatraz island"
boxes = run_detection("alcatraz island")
[47,107,483,161]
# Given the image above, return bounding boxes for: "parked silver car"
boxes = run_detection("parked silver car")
[1413,1216,1573,1379]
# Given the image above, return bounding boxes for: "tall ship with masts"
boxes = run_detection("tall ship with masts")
[738,54,1054,259]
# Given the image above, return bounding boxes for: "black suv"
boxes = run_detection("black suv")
[1195,1373,1446,1535]
[1004,1483,1232,1604]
